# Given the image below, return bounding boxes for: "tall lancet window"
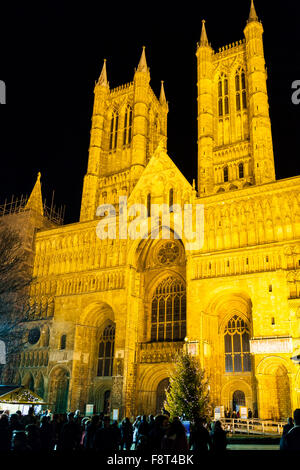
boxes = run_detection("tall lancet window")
[123,106,133,146]
[97,324,115,377]
[151,277,186,342]
[218,74,229,117]
[223,166,229,182]
[224,315,251,373]
[239,163,244,179]
[147,193,151,217]
[109,111,119,151]
[235,70,247,111]
[169,188,174,212]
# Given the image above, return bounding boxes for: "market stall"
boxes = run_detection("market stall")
[0,384,49,415]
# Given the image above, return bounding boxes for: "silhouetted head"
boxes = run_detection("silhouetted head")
[103,416,110,428]
[293,409,300,426]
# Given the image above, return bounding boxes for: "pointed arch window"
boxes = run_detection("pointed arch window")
[151,277,186,342]
[123,106,133,146]
[224,315,251,373]
[147,193,151,217]
[169,188,174,212]
[239,163,244,179]
[60,335,67,350]
[235,70,247,111]
[97,324,115,377]
[223,166,229,182]
[109,112,119,150]
[218,75,229,117]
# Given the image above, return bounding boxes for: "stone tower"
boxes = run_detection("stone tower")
[196,0,276,196]
[80,48,169,222]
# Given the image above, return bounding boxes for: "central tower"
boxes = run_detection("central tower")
[196,0,276,196]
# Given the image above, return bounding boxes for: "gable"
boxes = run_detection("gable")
[129,143,193,204]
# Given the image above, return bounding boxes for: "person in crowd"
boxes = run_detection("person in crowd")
[282,417,294,436]
[26,423,42,451]
[60,412,80,451]
[121,417,133,450]
[0,413,10,451]
[74,409,82,426]
[148,414,155,432]
[112,420,122,450]
[210,420,227,452]
[84,415,100,450]
[21,407,36,427]
[93,416,118,453]
[40,415,53,451]
[132,415,141,449]
[79,417,90,448]
[11,430,31,451]
[137,415,149,438]
[136,415,150,450]
[9,413,25,436]
[248,408,253,419]
[280,409,300,451]
[148,414,169,452]
[161,417,188,453]
[189,417,211,452]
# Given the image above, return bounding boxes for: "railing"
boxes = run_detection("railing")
[220,418,285,436]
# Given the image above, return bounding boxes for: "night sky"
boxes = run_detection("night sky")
[0,1,299,224]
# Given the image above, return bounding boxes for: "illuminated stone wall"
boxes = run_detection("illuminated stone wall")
[4,4,300,420]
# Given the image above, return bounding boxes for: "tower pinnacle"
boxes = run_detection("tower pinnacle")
[97,59,109,87]
[25,172,44,216]
[200,19,209,46]
[137,46,148,73]
[159,81,167,105]
[248,0,258,23]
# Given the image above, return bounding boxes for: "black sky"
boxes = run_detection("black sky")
[0,1,299,224]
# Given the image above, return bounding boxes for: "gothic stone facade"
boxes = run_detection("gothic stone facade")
[3,3,300,420]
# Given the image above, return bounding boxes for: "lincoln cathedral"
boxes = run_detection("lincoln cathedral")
[1,1,299,420]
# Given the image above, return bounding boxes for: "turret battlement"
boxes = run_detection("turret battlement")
[109,82,134,95]
[213,39,246,59]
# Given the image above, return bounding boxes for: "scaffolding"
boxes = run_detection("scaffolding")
[0,193,65,225]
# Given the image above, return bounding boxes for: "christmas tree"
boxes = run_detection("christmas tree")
[164,350,210,421]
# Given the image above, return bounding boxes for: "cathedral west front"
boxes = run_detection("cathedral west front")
[1,1,300,421]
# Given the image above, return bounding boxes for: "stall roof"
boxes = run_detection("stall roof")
[0,385,48,404]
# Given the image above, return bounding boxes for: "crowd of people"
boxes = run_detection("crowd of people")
[0,406,299,452]
[0,408,225,453]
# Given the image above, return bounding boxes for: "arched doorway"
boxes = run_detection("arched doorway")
[22,372,34,392]
[73,302,115,412]
[49,367,70,413]
[35,374,45,399]
[232,390,245,412]
[156,378,169,414]
[94,388,111,415]
[257,358,292,420]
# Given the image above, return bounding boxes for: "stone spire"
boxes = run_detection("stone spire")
[159,81,167,105]
[137,46,148,73]
[25,172,44,216]
[97,59,109,87]
[248,0,258,22]
[200,19,209,46]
